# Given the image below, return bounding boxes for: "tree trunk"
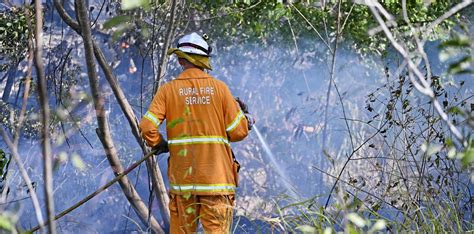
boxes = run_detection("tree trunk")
[34,1,56,233]
[53,0,170,227]
[92,42,170,228]
[74,0,163,232]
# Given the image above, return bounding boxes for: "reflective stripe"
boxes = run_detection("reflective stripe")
[170,184,236,192]
[168,136,229,145]
[226,111,244,132]
[144,111,161,128]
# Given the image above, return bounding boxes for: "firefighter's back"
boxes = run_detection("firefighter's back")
[162,68,246,195]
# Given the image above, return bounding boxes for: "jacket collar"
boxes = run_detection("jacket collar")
[177,68,210,79]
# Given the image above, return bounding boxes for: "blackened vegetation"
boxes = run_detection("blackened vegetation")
[361,67,472,225]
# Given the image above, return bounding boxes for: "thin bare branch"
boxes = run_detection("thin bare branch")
[424,0,473,37]
[322,0,350,153]
[155,0,179,92]
[313,165,410,216]
[34,1,56,232]
[289,3,333,53]
[365,0,465,144]
[286,18,310,93]
[0,128,45,231]
[29,147,167,233]
[324,118,390,210]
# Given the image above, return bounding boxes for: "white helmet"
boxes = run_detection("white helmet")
[177,32,211,56]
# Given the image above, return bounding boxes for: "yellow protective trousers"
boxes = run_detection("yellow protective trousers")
[169,193,234,233]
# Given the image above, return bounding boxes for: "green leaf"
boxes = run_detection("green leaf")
[461,145,474,166]
[296,225,317,233]
[323,227,332,234]
[122,0,150,10]
[421,142,428,152]
[438,36,471,49]
[54,152,68,171]
[0,215,14,231]
[185,206,195,214]
[402,99,409,109]
[439,50,452,62]
[184,166,193,178]
[103,15,131,29]
[371,203,381,212]
[72,154,86,171]
[448,56,473,75]
[167,117,185,128]
[182,192,192,200]
[347,213,366,228]
[346,224,360,234]
[447,147,456,159]
[184,105,191,115]
[447,106,464,115]
[178,149,188,157]
[368,219,386,233]
[111,23,132,41]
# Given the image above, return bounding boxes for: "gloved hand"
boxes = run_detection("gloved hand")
[152,139,169,155]
[235,97,249,114]
[245,113,255,131]
[235,97,255,130]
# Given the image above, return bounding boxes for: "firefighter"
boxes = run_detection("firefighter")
[140,32,254,233]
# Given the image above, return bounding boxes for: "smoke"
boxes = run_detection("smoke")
[3,10,472,232]
[1,36,383,231]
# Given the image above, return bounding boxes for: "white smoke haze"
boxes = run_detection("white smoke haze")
[4,34,472,230]
[1,3,472,232]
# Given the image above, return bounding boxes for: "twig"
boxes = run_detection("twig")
[59,102,94,149]
[322,0,347,153]
[154,0,178,93]
[365,0,466,144]
[339,3,355,34]
[91,0,107,28]
[402,0,433,85]
[57,48,73,106]
[0,195,31,205]
[313,165,410,217]
[286,18,310,94]
[29,148,166,233]
[34,0,56,232]
[332,1,355,153]
[0,128,45,231]
[423,0,473,37]
[324,118,390,209]
[289,3,333,52]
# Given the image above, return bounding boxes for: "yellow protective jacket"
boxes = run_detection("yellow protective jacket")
[140,68,249,195]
